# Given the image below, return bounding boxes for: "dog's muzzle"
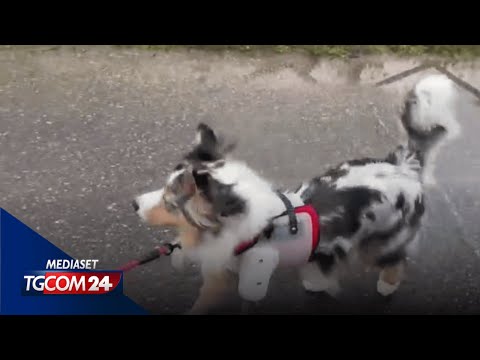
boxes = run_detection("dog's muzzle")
[133,189,165,222]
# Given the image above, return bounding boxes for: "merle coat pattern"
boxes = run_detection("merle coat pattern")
[134,75,460,312]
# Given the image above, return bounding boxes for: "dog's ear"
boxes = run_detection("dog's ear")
[213,184,246,217]
[186,123,237,163]
[192,169,245,217]
[177,170,197,197]
[185,123,222,163]
[195,123,218,147]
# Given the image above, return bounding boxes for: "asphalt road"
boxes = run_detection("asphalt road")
[1,46,480,314]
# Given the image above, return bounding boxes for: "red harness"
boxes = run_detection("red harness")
[233,204,320,261]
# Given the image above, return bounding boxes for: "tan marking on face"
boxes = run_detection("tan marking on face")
[144,200,203,249]
[140,167,220,250]
[145,203,189,227]
[143,186,188,227]
[142,189,216,250]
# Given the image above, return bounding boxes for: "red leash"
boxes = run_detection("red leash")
[119,243,181,272]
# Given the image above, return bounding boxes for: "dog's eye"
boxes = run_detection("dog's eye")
[174,163,185,171]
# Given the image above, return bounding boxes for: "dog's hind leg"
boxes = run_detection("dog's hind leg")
[300,259,340,297]
[375,228,419,296]
[377,259,405,297]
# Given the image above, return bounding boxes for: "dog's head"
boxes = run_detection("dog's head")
[133,123,245,232]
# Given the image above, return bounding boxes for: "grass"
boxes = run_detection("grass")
[119,45,480,59]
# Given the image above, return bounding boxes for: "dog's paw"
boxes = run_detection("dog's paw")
[325,282,341,297]
[302,279,340,297]
[377,279,400,296]
[302,279,327,292]
[300,263,341,296]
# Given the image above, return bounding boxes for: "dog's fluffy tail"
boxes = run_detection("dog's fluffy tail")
[400,74,461,184]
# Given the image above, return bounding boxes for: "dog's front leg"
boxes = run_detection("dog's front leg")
[186,270,234,315]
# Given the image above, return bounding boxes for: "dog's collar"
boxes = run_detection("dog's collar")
[164,193,210,231]
[180,206,209,230]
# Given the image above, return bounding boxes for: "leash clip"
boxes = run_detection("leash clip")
[163,242,182,256]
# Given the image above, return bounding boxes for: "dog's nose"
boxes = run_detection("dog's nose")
[132,200,139,212]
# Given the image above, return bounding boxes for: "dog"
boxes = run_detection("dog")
[133,74,460,314]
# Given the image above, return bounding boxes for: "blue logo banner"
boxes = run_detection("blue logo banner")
[0,208,147,315]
